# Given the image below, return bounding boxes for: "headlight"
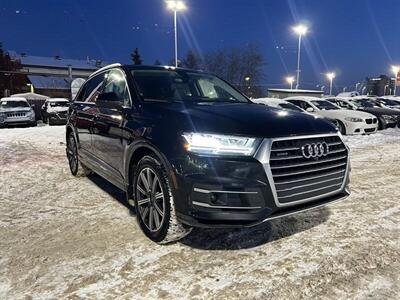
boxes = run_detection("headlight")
[344,117,363,122]
[382,115,396,122]
[27,110,35,120]
[182,133,259,156]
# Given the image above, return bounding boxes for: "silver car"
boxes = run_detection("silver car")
[0,97,37,127]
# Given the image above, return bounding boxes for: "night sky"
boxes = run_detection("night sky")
[1,0,400,92]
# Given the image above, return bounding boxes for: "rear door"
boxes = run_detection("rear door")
[73,73,106,153]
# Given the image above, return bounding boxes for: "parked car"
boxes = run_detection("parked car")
[375,96,400,110]
[66,64,351,244]
[327,97,400,129]
[284,96,378,135]
[252,97,340,127]
[252,97,305,112]
[0,97,37,127]
[41,98,70,125]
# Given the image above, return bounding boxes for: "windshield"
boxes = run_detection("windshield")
[49,101,69,107]
[352,99,377,108]
[278,103,304,112]
[311,100,339,110]
[0,100,30,108]
[130,69,249,104]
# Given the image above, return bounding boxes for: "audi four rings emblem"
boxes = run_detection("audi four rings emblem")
[301,142,329,158]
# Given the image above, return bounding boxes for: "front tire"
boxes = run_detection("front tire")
[66,132,92,177]
[133,155,192,244]
[337,120,346,135]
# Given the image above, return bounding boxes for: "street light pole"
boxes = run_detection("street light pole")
[326,72,336,96]
[292,24,308,89]
[174,10,178,67]
[391,65,399,96]
[286,76,295,90]
[296,34,302,89]
[166,1,186,68]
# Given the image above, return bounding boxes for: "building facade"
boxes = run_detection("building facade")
[6,51,105,99]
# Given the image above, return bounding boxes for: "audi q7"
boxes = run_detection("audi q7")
[66,64,351,243]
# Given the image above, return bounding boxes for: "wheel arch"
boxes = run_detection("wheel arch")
[125,142,174,198]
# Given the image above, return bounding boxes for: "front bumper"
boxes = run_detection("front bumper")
[1,116,36,126]
[173,133,351,228]
[345,122,378,135]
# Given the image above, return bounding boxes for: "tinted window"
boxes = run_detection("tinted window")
[0,100,30,108]
[49,101,69,107]
[101,69,130,105]
[278,103,304,112]
[311,100,339,110]
[288,100,313,111]
[75,73,105,102]
[131,69,248,104]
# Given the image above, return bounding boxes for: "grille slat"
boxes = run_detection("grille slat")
[270,135,348,204]
[7,112,26,118]
[271,155,347,169]
[276,176,344,192]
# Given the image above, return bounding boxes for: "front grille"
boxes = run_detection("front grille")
[365,118,373,124]
[365,128,376,133]
[269,135,348,204]
[6,112,26,118]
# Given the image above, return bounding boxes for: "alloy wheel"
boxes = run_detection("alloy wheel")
[136,167,165,232]
[67,135,78,173]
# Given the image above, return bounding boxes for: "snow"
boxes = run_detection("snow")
[0,125,399,299]
[8,50,104,70]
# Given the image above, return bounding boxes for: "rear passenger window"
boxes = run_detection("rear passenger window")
[75,73,105,102]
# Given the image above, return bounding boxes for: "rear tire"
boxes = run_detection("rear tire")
[133,155,192,244]
[66,132,92,177]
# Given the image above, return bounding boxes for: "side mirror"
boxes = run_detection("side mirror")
[97,92,122,109]
[306,107,314,112]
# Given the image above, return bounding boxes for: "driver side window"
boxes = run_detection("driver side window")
[298,101,313,111]
[101,69,131,106]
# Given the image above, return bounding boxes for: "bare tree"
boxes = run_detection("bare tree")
[201,44,265,97]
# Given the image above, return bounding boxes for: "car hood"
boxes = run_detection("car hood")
[0,107,32,113]
[144,102,337,138]
[314,109,375,119]
[359,107,400,116]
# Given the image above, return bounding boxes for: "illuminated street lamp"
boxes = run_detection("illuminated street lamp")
[166,1,187,67]
[391,65,400,95]
[286,76,295,90]
[292,24,308,89]
[326,72,336,95]
[26,83,34,93]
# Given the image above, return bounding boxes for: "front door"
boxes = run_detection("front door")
[92,68,132,179]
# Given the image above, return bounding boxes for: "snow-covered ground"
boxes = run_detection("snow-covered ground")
[0,126,399,299]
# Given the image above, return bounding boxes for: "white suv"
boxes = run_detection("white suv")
[285,96,378,135]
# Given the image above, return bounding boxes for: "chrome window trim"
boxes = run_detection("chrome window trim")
[254,133,350,208]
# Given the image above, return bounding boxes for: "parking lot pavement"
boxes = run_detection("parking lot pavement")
[0,126,399,299]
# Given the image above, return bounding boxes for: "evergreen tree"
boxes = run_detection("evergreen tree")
[131,48,143,65]
[182,50,201,69]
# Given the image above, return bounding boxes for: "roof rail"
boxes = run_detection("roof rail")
[89,63,122,78]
